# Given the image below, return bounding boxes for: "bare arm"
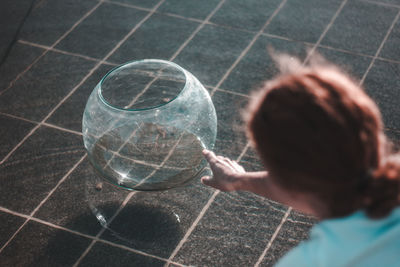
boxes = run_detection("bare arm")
[201,150,289,203]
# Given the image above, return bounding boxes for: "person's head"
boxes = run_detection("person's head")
[246,56,400,219]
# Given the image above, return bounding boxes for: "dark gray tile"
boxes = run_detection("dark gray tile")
[172,191,287,266]
[289,210,318,225]
[0,51,96,121]
[158,0,220,19]
[386,129,400,149]
[174,24,253,87]
[361,0,400,5]
[55,2,148,59]
[265,0,343,43]
[212,91,249,159]
[109,13,200,64]
[0,220,91,267]
[0,126,85,214]
[220,35,310,95]
[34,158,129,236]
[100,180,215,258]
[80,242,165,267]
[0,211,26,248]
[210,0,283,32]
[316,46,372,80]
[363,59,400,130]
[239,145,265,172]
[0,114,36,160]
[46,64,110,132]
[380,18,400,61]
[19,0,99,46]
[0,0,32,62]
[259,213,314,266]
[108,0,161,8]
[321,1,398,55]
[0,42,44,93]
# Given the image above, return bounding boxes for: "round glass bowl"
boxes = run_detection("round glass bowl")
[82,59,217,191]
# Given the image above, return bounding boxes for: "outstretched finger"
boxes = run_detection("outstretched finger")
[202,149,218,163]
[201,176,215,187]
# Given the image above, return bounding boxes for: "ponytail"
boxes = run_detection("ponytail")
[364,153,400,218]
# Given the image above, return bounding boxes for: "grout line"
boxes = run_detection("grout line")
[125,0,227,108]
[0,206,30,220]
[0,154,86,253]
[95,141,186,170]
[104,0,204,24]
[376,56,400,65]
[0,218,29,254]
[251,1,352,264]
[72,191,137,267]
[215,87,252,98]
[261,32,315,46]
[70,1,169,265]
[159,11,204,24]
[0,205,186,266]
[252,2,348,265]
[166,2,288,264]
[0,111,83,137]
[0,0,163,165]
[0,207,30,254]
[0,124,41,165]
[103,0,152,12]
[262,32,400,66]
[237,142,251,161]
[18,37,275,99]
[97,239,188,267]
[254,207,292,267]
[0,0,164,257]
[31,154,87,216]
[165,190,220,266]
[18,39,117,66]
[360,0,400,9]
[303,0,348,65]
[169,0,227,61]
[78,0,228,263]
[0,118,81,165]
[0,111,39,125]
[16,13,400,70]
[386,127,400,134]
[42,123,83,136]
[76,0,226,261]
[360,10,400,85]
[19,36,272,100]
[106,0,255,36]
[285,218,315,226]
[315,43,374,59]
[0,0,104,97]
[106,0,291,38]
[210,0,288,96]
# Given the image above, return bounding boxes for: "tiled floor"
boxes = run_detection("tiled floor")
[1,0,399,266]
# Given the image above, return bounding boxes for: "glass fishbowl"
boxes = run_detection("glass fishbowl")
[82,59,217,191]
[82,60,217,243]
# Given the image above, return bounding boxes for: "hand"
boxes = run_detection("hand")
[201,149,245,191]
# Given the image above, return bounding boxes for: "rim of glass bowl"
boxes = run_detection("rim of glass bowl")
[98,59,189,112]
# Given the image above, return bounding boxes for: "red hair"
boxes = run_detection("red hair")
[247,61,400,218]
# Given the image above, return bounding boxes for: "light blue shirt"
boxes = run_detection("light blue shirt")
[275,208,400,267]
